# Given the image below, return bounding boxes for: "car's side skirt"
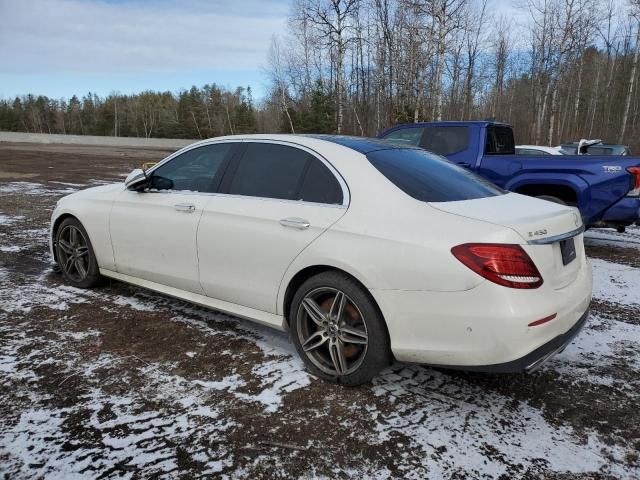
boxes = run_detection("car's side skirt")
[99,269,286,331]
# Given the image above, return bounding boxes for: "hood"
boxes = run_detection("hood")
[57,182,124,205]
[428,192,582,244]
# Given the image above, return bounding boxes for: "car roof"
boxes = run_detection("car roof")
[191,133,415,155]
[303,134,418,154]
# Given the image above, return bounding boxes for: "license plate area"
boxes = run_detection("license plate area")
[559,237,576,265]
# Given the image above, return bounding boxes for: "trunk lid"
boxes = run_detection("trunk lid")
[429,193,585,289]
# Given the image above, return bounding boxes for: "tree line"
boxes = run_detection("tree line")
[3,0,640,151]
[0,85,258,139]
[267,0,640,150]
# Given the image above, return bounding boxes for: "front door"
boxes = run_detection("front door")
[110,142,237,293]
[198,141,348,313]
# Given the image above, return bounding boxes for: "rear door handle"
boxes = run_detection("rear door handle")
[279,217,310,229]
[174,203,196,213]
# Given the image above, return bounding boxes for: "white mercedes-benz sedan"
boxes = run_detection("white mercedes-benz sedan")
[50,135,592,385]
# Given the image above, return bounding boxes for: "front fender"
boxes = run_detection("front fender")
[50,189,118,270]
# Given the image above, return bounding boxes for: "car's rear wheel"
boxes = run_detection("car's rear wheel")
[289,271,391,386]
[55,217,102,288]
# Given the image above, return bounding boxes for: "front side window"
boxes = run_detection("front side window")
[381,127,424,146]
[367,148,504,202]
[420,126,470,156]
[150,143,234,192]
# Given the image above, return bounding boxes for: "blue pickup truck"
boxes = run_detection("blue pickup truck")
[378,121,640,230]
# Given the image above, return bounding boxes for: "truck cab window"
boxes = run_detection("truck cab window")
[420,126,469,156]
[485,126,515,155]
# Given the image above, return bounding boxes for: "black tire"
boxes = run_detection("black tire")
[55,217,102,288]
[536,195,567,205]
[289,271,391,386]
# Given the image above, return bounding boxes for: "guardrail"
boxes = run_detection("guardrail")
[0,131,195,149]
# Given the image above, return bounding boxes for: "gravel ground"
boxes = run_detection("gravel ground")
[0,142,639,479]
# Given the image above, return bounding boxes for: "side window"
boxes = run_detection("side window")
[420,126,469,156]
[298,159,343,204]
[485,126,515,154]
[228,143,309,200]
[381,128,424,146]
[150,143,234,192]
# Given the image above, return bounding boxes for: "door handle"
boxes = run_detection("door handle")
[174,203,196,213]
[279,217,310,229]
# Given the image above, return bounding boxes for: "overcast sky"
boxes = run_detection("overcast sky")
[0,0,289,100]
[0,0,623,102]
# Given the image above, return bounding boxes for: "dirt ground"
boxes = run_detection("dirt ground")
[1,142,639,479]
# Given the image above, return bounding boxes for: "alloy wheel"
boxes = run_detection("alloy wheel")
[57,225,90,282]
[297,287,369,376]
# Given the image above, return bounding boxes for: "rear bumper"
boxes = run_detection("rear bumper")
[434,309,589,373]
[599,196,640,225]
[372,255,592,368]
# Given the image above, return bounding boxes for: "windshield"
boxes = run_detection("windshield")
[367,148,505,202]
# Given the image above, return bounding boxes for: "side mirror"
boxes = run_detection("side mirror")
[124,168,148,190]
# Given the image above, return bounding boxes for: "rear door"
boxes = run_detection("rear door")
[109,142,237,293]
[197,141,348,314]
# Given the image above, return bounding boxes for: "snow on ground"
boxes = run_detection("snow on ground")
[591,257,640,305]
[371,366,630,479]
[550,314,640,389]
[584,225,640,249]
[1,180,640,478]
[0,181,79,196]
[0,214,24,226]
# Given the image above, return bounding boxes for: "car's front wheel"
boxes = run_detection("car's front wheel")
[290,271,391,386]
[55,217,102,288]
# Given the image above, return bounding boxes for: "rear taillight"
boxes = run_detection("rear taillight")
[627,167,640,196]
[451,243,543,289]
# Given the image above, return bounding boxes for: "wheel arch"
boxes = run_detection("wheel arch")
[510,181,581,206]
[281,264,387,333]
[51,212,78,263]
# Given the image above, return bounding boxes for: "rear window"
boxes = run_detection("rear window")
[367,148,504,202]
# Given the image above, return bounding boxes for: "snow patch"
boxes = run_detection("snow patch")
[548,315,640,389]
[0,214,25,226]
[585,226,640,249]
[591,258,640,305]
[371,366,631,478]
